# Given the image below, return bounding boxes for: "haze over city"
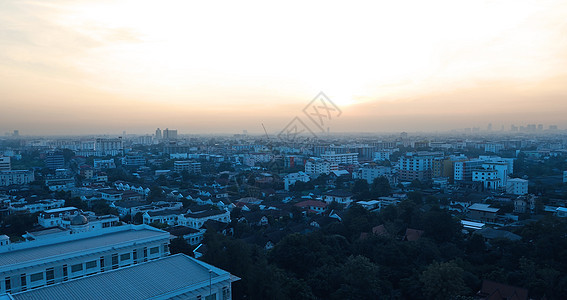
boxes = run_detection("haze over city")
[1,0,567,135]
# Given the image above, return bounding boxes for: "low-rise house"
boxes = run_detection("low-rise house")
[166,225,205,245]
[323,190,354,206]
[38,207,81,228]
[467,203,499,223]
[179,209,231,229]
[294,200,328,214]
[9,199,65,214]
[143,209,183,226]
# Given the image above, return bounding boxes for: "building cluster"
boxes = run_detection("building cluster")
[1,129,567,299]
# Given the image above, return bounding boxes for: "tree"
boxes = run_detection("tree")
[169,237,193,256]
[371,176,391,198]
[133,212,144,224]
[352,179,371,200]
[420,261,470,300]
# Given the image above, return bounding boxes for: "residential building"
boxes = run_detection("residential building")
[472,168,502,190]
[95,138,123,156]
[243,153,273,167]
[9,199,65,214]
[142,209,184,226]
[123,154,146,167]
[398,152,442,182]
[454,159,485,181]
[93,159,116,169]
[38,207,81,228]
[467,203,499,223]
[283,172,310,191]
[162,128,178,140]
[294,200,328,214]
[304,157,337,177]
[322,190,354,206]
[507,178,529,195]
[179,210,231,229]
[0,156,10,171]
[0,225,170,294]
[173,160,201,174]
[45,152,65,170]
[0,170,35,186]
[320,152,358,165]
[356,164,394,185]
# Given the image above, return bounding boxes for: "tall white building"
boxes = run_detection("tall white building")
[321,152,358,165]
[357,164,394,185]
[304,158,337,177]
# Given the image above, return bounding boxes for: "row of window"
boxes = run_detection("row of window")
[2,244,167,293]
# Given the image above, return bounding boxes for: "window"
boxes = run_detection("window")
[20,274,27,291]
[120,253,130,261]
[112,254,119,269]
[149,246,159,255]
[62,265,68,281]
[71,264,83,273]
[100,257,105,272]
[30,272,43,282]
[222,287,230,300]
[5,278,11,293]
[205,294,217,300]
[86,260,97,269]
[46,268,54,285]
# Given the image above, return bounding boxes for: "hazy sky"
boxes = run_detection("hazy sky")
[1,0,567,135]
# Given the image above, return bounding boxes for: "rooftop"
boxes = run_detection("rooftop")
[11,254,237,300]
[0,225,168,270]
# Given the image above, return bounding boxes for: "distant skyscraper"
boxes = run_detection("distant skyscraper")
[155,128,162,140]
[487,123,492,131]
[163,128,178,140]
[537,124,543,131]
[12,130,19,137]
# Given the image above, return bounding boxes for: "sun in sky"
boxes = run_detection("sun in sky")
[1,0,567,134]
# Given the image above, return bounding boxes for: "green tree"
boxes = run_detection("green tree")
[371,176,391,198]
[420,261,470,300]
[352,179,371,200]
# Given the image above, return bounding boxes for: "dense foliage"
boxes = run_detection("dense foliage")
[201,201,567,299]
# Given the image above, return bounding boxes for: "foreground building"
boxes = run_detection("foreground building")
[0,225,170,294]
[4,254,238,300]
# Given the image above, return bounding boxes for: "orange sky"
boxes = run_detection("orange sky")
[1,0,567,135]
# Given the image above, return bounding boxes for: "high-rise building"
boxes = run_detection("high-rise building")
[0,156,10,171]
[45,152,65,170]
[163,128,178,140]
[155,128,162,140]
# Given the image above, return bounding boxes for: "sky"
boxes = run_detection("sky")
[1,0,567,135]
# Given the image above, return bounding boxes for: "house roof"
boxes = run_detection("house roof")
[166,225,201,237]
[474,228,521,241]
[469,203,499,213]
[324,189,353,197]
[0,226,168,269]
[146,209,183,217]
[184,209,227,219]
[295,200,327,208]
[404,228,424,241]
[10,254,235,300]
[479,280,528,300]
